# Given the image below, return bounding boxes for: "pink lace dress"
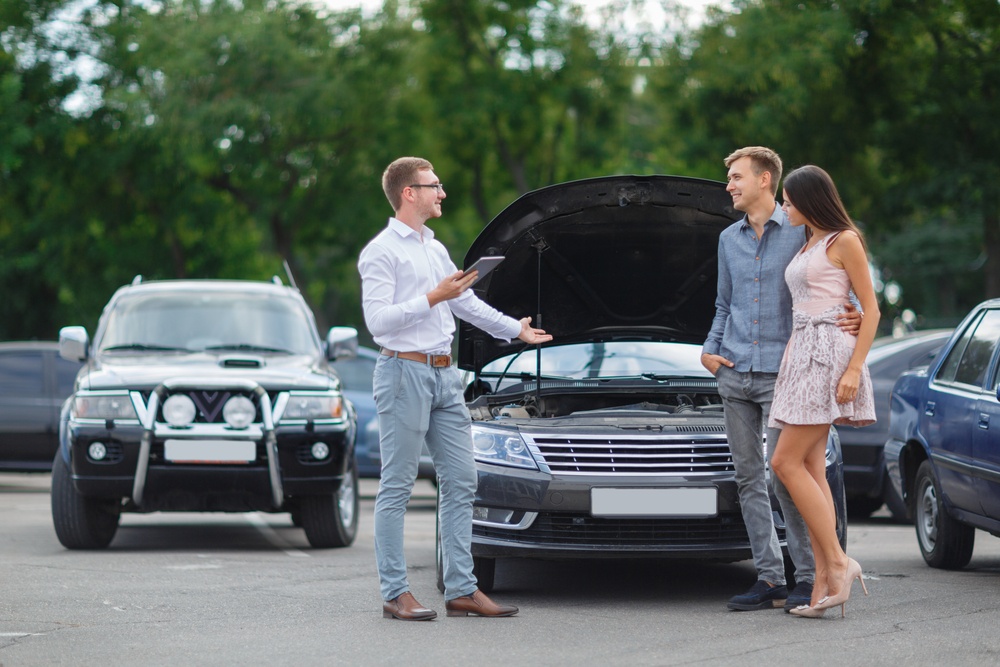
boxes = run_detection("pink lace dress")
[768,232,875,428]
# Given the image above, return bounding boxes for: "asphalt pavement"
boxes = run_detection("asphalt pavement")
[2,473,1000,666]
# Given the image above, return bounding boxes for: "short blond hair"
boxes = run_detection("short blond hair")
[724,146,783,196]
[382,157,433,211]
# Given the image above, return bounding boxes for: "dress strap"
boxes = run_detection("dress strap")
[824,231,843,248]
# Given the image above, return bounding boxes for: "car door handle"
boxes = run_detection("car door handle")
[924,401,936,417]
[979,413,990,430]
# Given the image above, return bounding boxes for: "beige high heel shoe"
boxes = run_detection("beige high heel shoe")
[814,558,869,617]
[789,604,827,618]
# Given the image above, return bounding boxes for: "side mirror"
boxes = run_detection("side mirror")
[326,326,358,361]
[59,326,90,362]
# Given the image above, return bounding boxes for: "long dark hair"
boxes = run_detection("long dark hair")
[783,165,867,250]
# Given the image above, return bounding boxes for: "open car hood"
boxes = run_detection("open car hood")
[457,175,738,372]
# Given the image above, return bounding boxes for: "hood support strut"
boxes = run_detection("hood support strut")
[531,235,549,408]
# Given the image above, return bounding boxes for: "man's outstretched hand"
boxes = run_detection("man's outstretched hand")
[517,317,553,345]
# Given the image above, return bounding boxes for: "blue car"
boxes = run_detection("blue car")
[331,345,435,480]
[885,298,1000,568]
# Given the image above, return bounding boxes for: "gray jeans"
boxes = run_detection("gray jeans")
[716,367,814,586]
[372,356,479,601]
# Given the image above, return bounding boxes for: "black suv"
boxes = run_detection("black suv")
[51,278,360,550]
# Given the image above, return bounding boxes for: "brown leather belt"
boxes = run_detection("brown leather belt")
[381,348,452,368]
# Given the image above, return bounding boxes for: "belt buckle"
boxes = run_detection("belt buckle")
[431,355,450,368]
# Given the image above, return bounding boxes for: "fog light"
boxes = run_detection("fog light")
[473,507,514,523]
[311,442,330,460]
[223,396,256,429]
[163,394,196,427]
[88,442,108,461]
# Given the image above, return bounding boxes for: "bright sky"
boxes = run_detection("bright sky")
[318,0,725,28]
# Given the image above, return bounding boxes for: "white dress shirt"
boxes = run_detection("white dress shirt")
[359,218,521,354]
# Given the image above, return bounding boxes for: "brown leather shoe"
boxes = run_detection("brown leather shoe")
[445,589,518,617]
[382,592,437,621]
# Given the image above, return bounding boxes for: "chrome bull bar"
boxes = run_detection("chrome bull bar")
[131,378,283,509]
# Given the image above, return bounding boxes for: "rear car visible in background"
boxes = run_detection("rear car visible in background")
[0,342,82,472]
[886,300,1000,568]
[838,329,952,520]
[330,345,435,480]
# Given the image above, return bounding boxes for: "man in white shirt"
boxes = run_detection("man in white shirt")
[359,156,552,621]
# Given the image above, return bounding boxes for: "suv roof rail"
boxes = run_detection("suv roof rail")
[131,275,143,285]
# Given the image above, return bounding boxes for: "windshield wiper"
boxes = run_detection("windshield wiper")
[204,344,294,354]
[102,343,191,352]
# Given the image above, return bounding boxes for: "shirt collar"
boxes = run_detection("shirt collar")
[739,202,786,231]
[388,216,435,241]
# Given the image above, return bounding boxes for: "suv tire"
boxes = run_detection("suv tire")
[299,460,359,548]
[914,460,975,569]
[51,455,121,549]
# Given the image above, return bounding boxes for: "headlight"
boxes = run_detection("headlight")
[163,394,196,427]
[281,392,343,421]
[471,426,537,470]
[72,392,138,420]
[223,396,256,429]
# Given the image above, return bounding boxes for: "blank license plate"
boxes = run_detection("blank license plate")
[164,440,256,464]
[591,487,717,518]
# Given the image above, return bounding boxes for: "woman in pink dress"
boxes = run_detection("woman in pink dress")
[768,165,880,618]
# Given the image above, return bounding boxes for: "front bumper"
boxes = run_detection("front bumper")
[470,465,775,561]
[65,379,353,512]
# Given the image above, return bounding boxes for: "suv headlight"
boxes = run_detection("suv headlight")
[281,391,344,421]
[471,425,537,470]
[72,391,139,420]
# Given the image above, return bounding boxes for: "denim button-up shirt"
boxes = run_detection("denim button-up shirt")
[702,203,806,373]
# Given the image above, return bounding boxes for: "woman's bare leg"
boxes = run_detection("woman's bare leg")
[771,424,849,602]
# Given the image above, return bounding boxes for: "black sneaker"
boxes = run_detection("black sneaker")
[727,580,788,611]
[783,581,813,613]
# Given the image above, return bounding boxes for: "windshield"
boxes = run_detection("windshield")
[481,341,710,385]
[97,291,320,355]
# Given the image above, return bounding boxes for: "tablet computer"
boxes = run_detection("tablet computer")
[465,256,505,285]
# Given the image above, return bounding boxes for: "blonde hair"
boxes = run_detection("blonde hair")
[382,157,433,211]
[724,146,783,196]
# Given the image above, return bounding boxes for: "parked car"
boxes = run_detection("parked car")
[885,299,1000,568]
[52,278,360,550]
[330,345,436,479]
[436,174,847,592]
[0,342,83,472]
[838,329,952,520]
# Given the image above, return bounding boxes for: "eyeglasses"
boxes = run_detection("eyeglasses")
[407,183,445,193]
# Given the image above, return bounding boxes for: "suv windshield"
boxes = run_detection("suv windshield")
[97,291,319,355]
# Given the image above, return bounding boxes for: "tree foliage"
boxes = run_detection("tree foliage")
[1,0,997,341]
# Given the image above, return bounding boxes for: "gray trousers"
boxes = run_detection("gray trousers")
[716,367,814,586]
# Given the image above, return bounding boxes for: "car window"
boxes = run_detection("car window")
[940,309,1000,388]
[0,351,46,397]
[98,292,319,355]
[55,357,81,395]
[330,356,376,393]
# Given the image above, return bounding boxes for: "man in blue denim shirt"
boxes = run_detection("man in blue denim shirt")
[702,146,860,612]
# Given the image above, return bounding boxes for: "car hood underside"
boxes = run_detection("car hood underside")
[457,175,737,372]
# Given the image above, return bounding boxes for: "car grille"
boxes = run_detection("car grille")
[156,390,262,424]
[526,433,734,476]
[474,512,782,548]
